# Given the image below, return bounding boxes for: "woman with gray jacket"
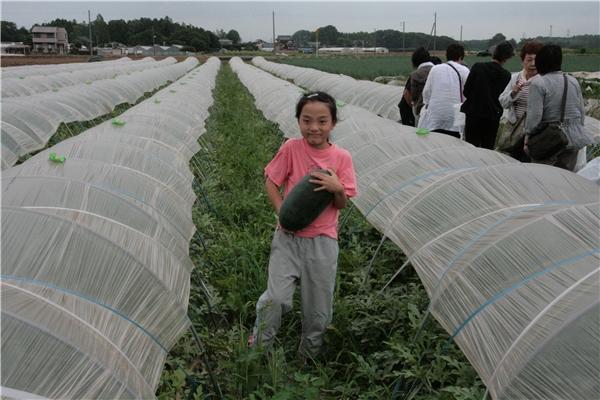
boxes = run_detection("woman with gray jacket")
[523,44,590,171]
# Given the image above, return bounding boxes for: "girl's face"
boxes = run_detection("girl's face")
[523,53,537,77]
[298,101,336,149]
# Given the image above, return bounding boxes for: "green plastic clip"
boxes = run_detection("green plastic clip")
[170,89,177,93]
[49,152,66,163]
[85,80,92,85]
[416,128,430,136]
[112,118,126,127]
[336,100,346,107]
[154,98,161,104]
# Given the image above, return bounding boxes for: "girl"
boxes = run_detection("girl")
[249,92,357,359]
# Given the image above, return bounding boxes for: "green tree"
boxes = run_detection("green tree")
[107,19,129,44]
[1,20,19,41]
[313,25,339,46]
[93,14,110,45]
[226,29,241,44]
[292,30,311,47]
[488,33,507,47]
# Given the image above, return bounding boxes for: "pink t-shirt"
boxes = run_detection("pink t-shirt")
[265,138,357,239]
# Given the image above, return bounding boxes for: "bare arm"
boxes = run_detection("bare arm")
[265,177,283,214]
[309,169,348,209]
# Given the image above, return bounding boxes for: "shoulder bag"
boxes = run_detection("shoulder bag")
[527,74,569,160]
[447,62,466,131]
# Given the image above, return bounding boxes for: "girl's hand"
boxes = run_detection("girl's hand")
[309,169,344,194]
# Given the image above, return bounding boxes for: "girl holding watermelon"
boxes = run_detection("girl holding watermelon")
[249,92,357,360]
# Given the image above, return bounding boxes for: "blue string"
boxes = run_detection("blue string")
[364,167,477,217]
[431,201,575,301]
[448,248,600,343]
[1,274,170,352]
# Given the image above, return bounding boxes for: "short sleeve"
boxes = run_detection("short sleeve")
[264,140,291,187]
[337,151,358,198]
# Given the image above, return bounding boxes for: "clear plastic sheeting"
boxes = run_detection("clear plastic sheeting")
[252,56,402,121]
[230,57,600,400]
[1,56,134,79]
[1,57,199,170]
[1,57,221,399]
[230,57,304,137]
[2,57,176,98]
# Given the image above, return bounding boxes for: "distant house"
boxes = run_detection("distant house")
[97,47,125,57]
[125,45,184,57]
[1,42,31,55]
[276,35,294,50]
[31,26,68,54]
[256,40,274,51]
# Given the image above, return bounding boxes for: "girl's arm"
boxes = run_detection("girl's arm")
[265,177,283,214]
[310,170,347,209]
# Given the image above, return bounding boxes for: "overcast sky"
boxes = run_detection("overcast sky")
[2,1,598,42]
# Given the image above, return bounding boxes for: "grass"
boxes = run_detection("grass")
[157,63,484,399]
[279,54,600,80]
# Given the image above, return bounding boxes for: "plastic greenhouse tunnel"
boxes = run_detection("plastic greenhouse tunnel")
[1,57,199,170]
[1,57,221,399]
[229,57,600,400]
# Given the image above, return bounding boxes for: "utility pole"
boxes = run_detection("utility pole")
[315,28,319,57]
[433,12,437,51]
[272,11,275,54]
[88,10,93,56]
[402,21,405,53]
[460,25,463,42]
[549,24,553,37]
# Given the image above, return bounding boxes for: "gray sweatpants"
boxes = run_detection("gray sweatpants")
[253,228,339,357]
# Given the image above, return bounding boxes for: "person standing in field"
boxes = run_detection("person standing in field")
[417,43,470,138]
[249,92,357,360]
[407,47,435,122]
[399,78,416,126]
[497,40,544,160]
[524,44,592,171]
[461,41,515,149]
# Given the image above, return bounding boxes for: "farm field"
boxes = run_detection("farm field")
[3,55,598,400]
[156,63,484,399]
[279,54,600,80]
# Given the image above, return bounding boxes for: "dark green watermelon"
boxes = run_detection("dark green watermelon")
[279,169,334,231]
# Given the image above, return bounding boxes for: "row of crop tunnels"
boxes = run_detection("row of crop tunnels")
[2,55,597,399]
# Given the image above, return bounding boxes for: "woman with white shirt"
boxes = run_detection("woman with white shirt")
[417,43,470,138]
[498,41,544,160]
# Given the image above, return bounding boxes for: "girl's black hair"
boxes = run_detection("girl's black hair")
[295,91,337,123]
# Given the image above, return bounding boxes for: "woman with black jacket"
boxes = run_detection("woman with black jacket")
[461,41,514,149]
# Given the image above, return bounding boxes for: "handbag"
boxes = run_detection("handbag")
[527,74,569,160]
[496,113,527,155]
